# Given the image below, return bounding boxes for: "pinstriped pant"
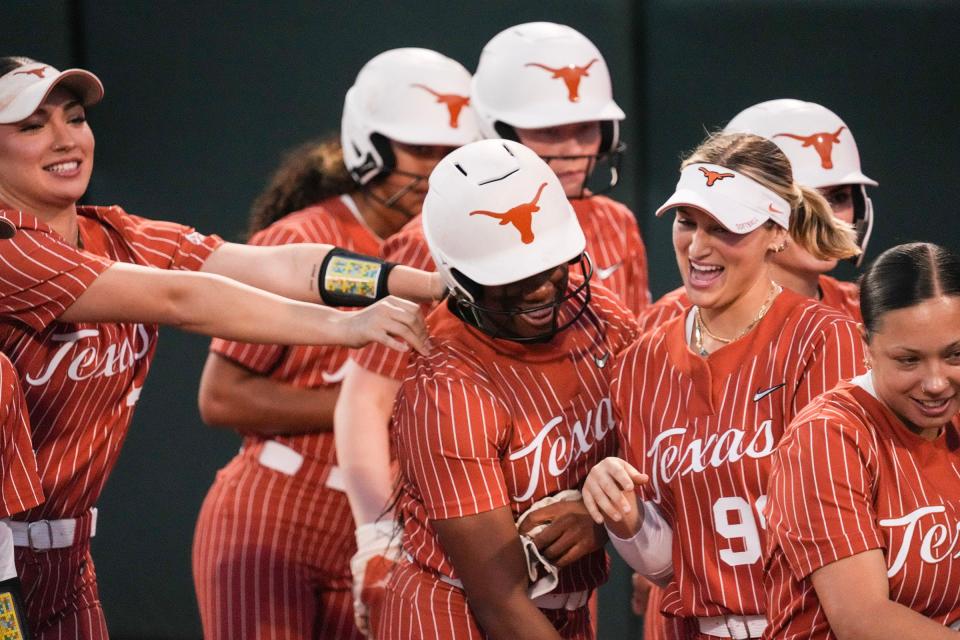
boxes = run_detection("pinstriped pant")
[192,451,363,640]
[15,544,109,639]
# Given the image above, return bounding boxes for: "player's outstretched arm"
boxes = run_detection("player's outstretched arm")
[333,361,401,525]
[811,550,958,639]
[200,242,445,306]
[432,508,564,640]
[197,352,340,435]
[59,262,428,353]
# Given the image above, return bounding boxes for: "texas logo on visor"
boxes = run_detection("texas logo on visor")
[410,84,471,128]
[469,182,548,244]
[699,167,735,187]
[775,127,846,169]
[524,59,598,102]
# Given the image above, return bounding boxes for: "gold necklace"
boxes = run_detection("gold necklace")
[693,282,782,355]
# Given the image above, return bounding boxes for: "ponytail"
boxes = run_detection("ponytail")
[788,184,860,261]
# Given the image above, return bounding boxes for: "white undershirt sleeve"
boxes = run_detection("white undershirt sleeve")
[607,500,673,587]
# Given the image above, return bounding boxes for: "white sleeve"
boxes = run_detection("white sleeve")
[0,521,16,581]
[607,500,673,587]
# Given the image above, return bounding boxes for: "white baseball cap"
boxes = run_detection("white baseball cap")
[0,62,103,124]
[656,163,790,234]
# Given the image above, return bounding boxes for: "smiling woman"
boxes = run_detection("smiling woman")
[580,131,868,638]
[765,242,960,639]
[375,139,640,640]
[0,55,440,639]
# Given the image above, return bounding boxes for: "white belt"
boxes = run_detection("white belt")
[435,571,588,611]
[698,614,767,639]
[3,508,98,551]
[256,441,345,492]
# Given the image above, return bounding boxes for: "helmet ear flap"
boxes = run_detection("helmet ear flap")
[370,133,396,177]
[493,121,520,142]
[599,120,618,153]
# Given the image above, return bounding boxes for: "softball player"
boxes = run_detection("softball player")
[765,243,960,639]
[0,55,435,638]
[1,354,39,640]
[472,21,650,315]
[336,26,651,628]
[582,132,867,639]
[636,99,877,639]
[191,48,477,640]
[373,139,639,639]
[637,99,876,334]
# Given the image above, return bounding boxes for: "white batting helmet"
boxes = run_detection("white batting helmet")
[471,22,624,152]
[423,139,591,340]
[725,99,878,263]
[341,48,480,185]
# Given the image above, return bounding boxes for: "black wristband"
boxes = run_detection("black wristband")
[0,576,31,640]
[317,247,396,307]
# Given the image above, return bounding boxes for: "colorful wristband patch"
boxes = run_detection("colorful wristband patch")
[323,255,384,300]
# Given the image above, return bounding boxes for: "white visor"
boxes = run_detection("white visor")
[0,63,104,124]
[656,163,790,233]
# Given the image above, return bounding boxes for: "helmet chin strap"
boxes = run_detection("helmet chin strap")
[450,253,595,343]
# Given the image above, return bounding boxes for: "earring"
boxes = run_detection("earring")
[772,242,787,253]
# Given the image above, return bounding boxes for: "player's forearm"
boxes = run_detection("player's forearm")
[333,362,400,523]
[174,272,349,345]
[198,359,339,434]
[826,599,957,640]
[387,265,446,304]
[470,588,563,640]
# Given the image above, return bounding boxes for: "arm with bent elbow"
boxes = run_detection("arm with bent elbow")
[59,262,428,353]
[333,361,401,525]
[197,352,339,435]
[582,456,673,586]
[433,508,563,640]
[811,550,957,640]
[200,242,445,306]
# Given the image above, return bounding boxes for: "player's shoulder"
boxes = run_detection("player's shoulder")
[775,288,861,345]
[578,194,635,219]
[254,196,358,245]
[637,286,689,333]
[784,379,879,452]
[584,280,640,343]
[818,274,862,322]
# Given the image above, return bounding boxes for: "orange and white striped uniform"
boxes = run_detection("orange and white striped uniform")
[0,353,42,519]
[191,194,378,640]
[0,205,222,638]
[611,289,866,638]
[376,281,639,639]
[765,377,960,638]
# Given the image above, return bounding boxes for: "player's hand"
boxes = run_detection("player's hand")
[631,573,653,616]
[582,457,648,524]
[342,296,429,355]
[350,520,402,637]
[517,499,606,568]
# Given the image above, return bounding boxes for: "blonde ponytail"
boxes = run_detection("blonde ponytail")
[788,185,860,261]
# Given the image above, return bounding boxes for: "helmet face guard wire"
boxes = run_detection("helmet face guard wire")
[451,253,594,343]
[539,141,626,199]
[362,169,429,219]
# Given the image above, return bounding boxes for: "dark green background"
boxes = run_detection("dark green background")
[4,1,958,638]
